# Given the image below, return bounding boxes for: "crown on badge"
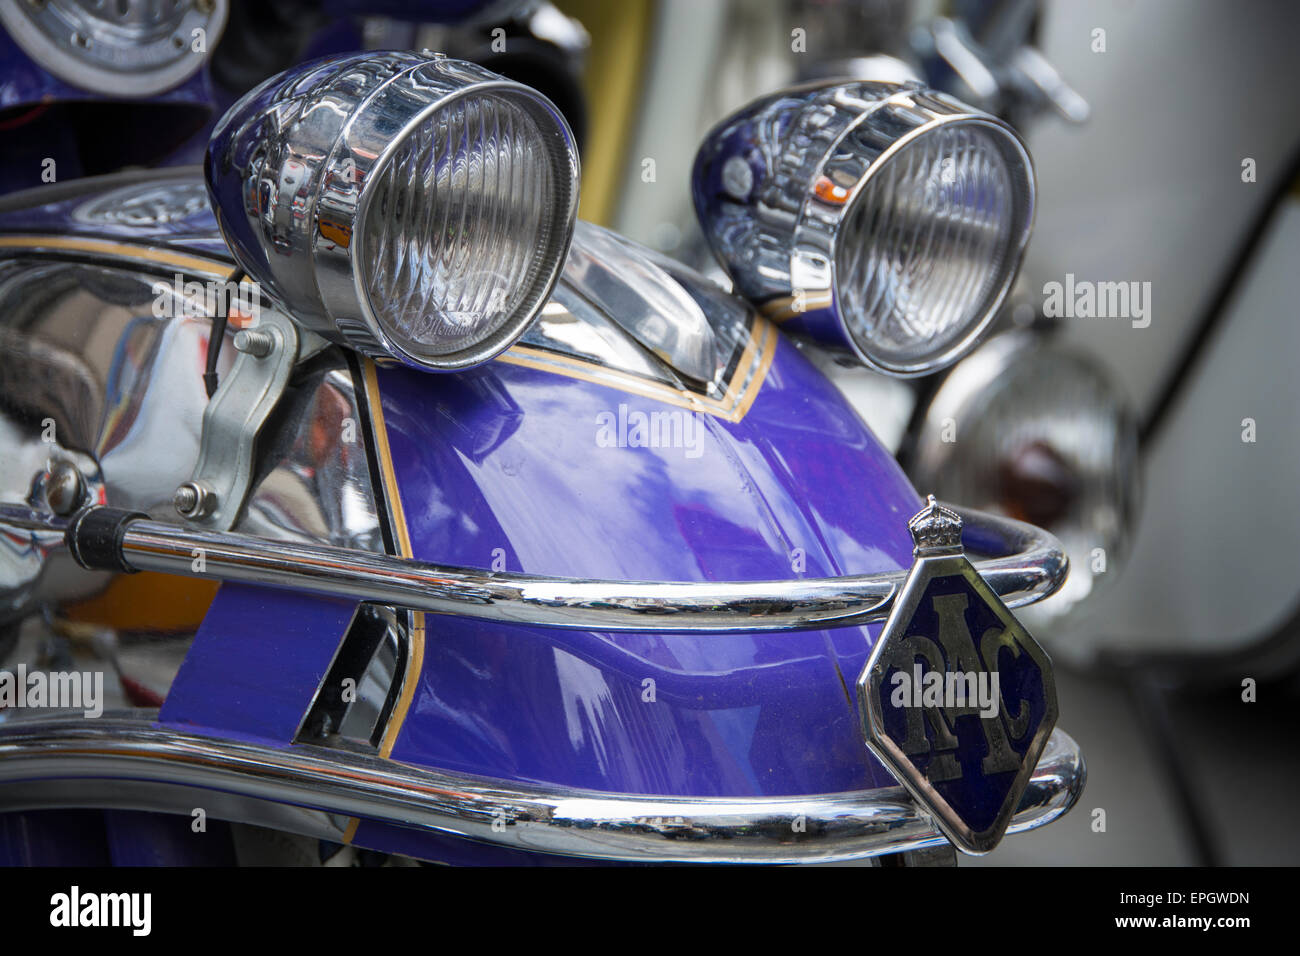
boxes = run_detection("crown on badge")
[908,494,964,556]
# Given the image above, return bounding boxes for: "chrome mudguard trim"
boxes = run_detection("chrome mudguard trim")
[0,712,1084,863]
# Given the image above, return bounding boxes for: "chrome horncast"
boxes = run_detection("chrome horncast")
[564,222,722,383]
[858,496,1060,854]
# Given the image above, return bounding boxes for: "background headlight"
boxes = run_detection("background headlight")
[908,332,1141,628]
[206,51,579,371]
[0,0,228,97]
[692,82,1033,377]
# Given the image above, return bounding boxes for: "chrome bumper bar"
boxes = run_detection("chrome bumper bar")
[0,713,1084,863]
[1,503,1067,633]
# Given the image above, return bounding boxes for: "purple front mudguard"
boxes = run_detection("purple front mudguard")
[158,310,922,864]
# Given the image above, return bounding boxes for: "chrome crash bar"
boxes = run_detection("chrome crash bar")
[0,713,1085,863]
[1,503,1066,633]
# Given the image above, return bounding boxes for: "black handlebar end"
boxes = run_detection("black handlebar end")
[66,506,148,574]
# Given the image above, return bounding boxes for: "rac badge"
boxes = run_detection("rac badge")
[857,495,1059,854]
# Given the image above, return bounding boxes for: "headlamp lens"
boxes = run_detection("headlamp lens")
[836,121,1028,372]
[360,90,571,364]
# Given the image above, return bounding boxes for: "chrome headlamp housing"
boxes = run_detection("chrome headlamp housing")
[692,81,1034,377]
[206,51,580,371]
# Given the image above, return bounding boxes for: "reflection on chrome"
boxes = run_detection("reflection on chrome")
[0,712,1084,863]
[0,501,1067,635]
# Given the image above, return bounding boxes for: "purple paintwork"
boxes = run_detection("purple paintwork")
[344,332,924,858]
[159,584,357,745]
[383,353,919,795]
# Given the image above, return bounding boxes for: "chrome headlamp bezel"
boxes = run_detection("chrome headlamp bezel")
[692,81,1035,377]
[206,51,580,372]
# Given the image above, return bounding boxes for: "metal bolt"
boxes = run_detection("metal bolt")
[45,462,84,516]
[233,328,275,358]
[174,481,216,519]
[721,156,755,202]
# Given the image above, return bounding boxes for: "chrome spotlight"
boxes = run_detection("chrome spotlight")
[909,332,1140,625]
[692,82,1034,377]
[206,51,580,372]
